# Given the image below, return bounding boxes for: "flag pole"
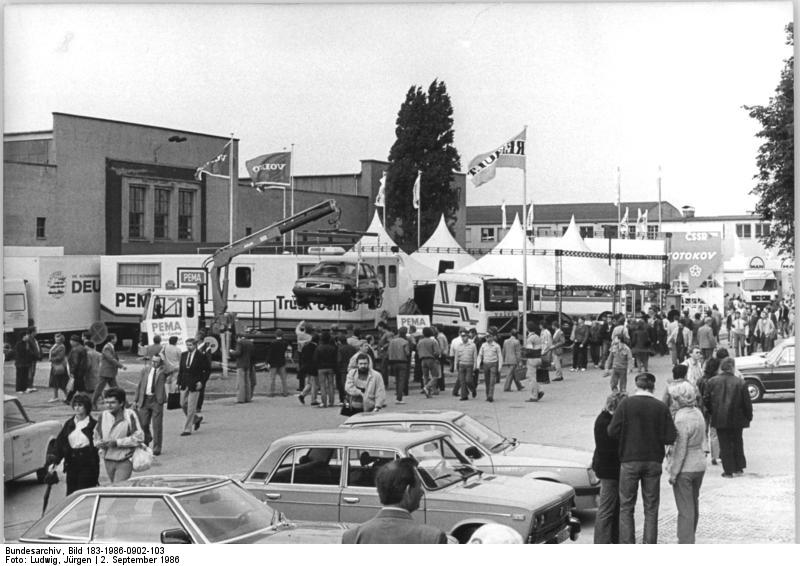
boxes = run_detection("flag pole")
[657,165,662,234]
[290,144,295,250]
[522,125,528,344]
[229,134,237,245]
[616,166,621,235]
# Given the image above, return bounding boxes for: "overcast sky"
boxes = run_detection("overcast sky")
[3,1,792,216]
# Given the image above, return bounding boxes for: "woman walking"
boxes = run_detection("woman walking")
[667,381,708,543]
[48,333,70,402]
[50,393,100,494]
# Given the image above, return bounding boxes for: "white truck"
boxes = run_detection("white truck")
[3,255,101,356]
[740,269,781,308]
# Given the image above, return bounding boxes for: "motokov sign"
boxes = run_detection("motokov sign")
[669,232,722,293]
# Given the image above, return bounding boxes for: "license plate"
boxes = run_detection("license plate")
[553,525,571,544]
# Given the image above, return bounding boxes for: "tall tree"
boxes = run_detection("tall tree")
[744,22,794,257]
[386,80,461,252]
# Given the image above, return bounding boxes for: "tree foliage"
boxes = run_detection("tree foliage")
[744,22,794,257]
[386,80,461,252]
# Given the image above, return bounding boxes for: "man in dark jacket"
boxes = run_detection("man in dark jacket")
[230,335,255,403]
[703,357,753,477]
[267,329,289,396]
[592,391,627,544]
[608,372,677,544]
[178,338,210,436]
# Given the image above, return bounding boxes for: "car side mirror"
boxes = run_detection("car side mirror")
[160,528,192,544]
[464,446,483,460]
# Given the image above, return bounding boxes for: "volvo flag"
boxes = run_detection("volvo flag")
[467,128,526,188]
[246,152,291,191]
[195,141,232,180]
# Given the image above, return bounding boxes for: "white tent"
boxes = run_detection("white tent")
[346,211,438,283]
[583,237,666,284]
[411,214,476,274]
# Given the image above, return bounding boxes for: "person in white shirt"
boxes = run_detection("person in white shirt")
[477,330,503,402]
[133,355,168,456]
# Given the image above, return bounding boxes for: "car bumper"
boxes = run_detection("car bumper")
[541,517,581,544]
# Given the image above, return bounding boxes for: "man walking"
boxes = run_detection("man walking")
[450,328,477,400]
[607,372,677,544]
[68,335,90,399]
[93,334,125,408]
[476,330,502,402]
[94,387,144,483]
[133,354,167,455]
[604,333,634,393]
[550,321,566,382]
[342,457,447,544]
[502,328,523,391]
[697,317,717,361]
[703,357,753,478]
[387,327,411,404]
[178,338,209,436]
[416,327,441,398]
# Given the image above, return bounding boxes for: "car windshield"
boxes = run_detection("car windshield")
[452,414,508,453]
[307,262,356,278]
[408,437,479,490]
[765,342,791,366]
[176,481,278,543]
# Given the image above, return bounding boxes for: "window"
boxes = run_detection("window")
[235,266,251,288]
[154,188,170,239]
[410,424,472,453]
[755,223,771,238]
[536,227,551,236]
[153,296,182,318]
[4,293,25,312]
[117,263,161,287]
[93,497,181,542]
[779,347,794,366]
[3,399,28,429]
[178,190,194,240]
[454,284,480,303]
[358,263,369,279]
[245,227,252,236]
[266,447,342,485]
[647,225,659,240]
[579,226,594,238]
[298,264,316,278]
[346,448,396,487]
[47,495,97,540]
[480,227,495,242]
[736,223,752,238]
[129,185,146,238]
[36,217,46,239]
[437,260,455,275]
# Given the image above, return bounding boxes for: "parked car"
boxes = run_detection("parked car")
[4,395,60,483]
[292,260,384,311]
[242,428,580,544]
[19,475,347,544]
[342,410,599,510]
[735,337,795,402]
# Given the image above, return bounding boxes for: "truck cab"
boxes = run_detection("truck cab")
[139,288,200,351]
[740,269,780,307]
[3,279,30,358]
[432,272,520,338]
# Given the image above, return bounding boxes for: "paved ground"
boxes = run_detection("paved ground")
[3,348,796,543]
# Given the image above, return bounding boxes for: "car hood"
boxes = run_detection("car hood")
[244,521,348,544]
[497,442,592,469]
[436,473,574,510]
[734,353,769,371]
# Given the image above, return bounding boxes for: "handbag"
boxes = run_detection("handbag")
[167,392,181,410]
[131,444,153,472]
[340,395,364,417]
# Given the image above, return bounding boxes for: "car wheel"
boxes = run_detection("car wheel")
[745,379,764,402]
[451,523,482,544]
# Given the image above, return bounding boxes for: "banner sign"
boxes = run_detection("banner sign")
[246,152,291,189]
[398,314,430,334]
[669,232,722,293]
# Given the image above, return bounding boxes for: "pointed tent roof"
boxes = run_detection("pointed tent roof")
[559,215,592,252]
[411,215,475,272]
[349,210,400,253]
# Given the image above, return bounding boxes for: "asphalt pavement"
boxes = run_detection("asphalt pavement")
[3,347,795,543]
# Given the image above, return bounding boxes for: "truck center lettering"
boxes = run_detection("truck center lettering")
[684,232,709,241]
[670,251,717,261]
[71,280,100,294]
[115,292,149,308]
[276,295,345,311]
[150,320,184,335]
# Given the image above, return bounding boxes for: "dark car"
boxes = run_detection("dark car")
[292,260,383,311]
[19,475,347,544]
[735,338,795,402]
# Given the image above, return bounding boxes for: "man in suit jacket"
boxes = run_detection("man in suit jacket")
[133,354,168,455]
[342,457,447,544]
[177,338,210,436]
[93,334,126,408]
[230,336,256,403]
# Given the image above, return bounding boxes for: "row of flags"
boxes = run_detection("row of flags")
[373,171,421,209]
[194,143,291,193]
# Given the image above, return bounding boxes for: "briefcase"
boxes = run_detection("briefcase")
[167,392,181,410]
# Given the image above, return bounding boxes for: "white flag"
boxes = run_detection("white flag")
[637,209,648,239]
[526,203,534,232]
[619,207,629,238]
[412,171,421,209]
[375,172,386,207]
[500,201,507,230]
[614,166,621,207]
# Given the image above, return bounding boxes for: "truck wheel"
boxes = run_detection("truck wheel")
[745,379,764,402]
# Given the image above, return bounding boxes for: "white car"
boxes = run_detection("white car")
[4,395,61,483]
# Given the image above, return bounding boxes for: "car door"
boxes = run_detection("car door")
[4,399,41,480]
[338,448,398,524]
[408,423,495,473]
[248,446,342,522]
[768,345,795,391]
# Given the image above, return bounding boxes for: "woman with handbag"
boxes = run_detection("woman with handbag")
[50,393,100,495]
[47,333,69,403]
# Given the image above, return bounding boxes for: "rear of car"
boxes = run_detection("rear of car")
[3,395,60,483]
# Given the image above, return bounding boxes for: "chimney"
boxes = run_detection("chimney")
[681,205,695,218]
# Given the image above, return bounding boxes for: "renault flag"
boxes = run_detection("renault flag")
[467,128,526,188]
[195,141,232,180]
[246,151,291,191]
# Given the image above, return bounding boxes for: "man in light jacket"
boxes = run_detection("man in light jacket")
[94,387,144,483]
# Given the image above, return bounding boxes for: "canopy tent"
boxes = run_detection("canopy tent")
[583,237,666,285]
[411,214,476,275]
[346,211,438,283]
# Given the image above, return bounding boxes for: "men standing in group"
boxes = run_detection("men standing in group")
[607,372,677,544]
[133,354,167,456]
[230,335,255,403]
[387,327,411,404]
[342,457,447,544]
[697,317,717,361]
[755,310,776,353]
[178,338,209,436]
[295,320,312,391]
[14,330,34,395]
[476,329,502,402]
[92,334,124,408]
[703,357,753,478]
[729,311,747,357]
[451,328,477,400]
[416,327,441,398]
[267,329,289,397]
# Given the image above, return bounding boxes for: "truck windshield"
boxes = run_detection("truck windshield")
[742,279,777,291]
[484,282,518,311]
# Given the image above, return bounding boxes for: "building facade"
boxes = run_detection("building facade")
[4,113,467,255]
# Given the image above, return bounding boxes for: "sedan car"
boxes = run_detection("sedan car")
[735,337,795,402]
[4,395,60,483]
[242,428,580,544]
[343,410,599,510]
[292,260,383,311]
[19,475,347,544]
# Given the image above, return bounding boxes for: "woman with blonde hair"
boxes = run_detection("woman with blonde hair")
[667,380,707,543]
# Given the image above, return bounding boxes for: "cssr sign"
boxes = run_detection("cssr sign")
[669,232,722,293]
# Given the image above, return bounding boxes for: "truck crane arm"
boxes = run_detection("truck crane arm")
[201,199,341,332]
